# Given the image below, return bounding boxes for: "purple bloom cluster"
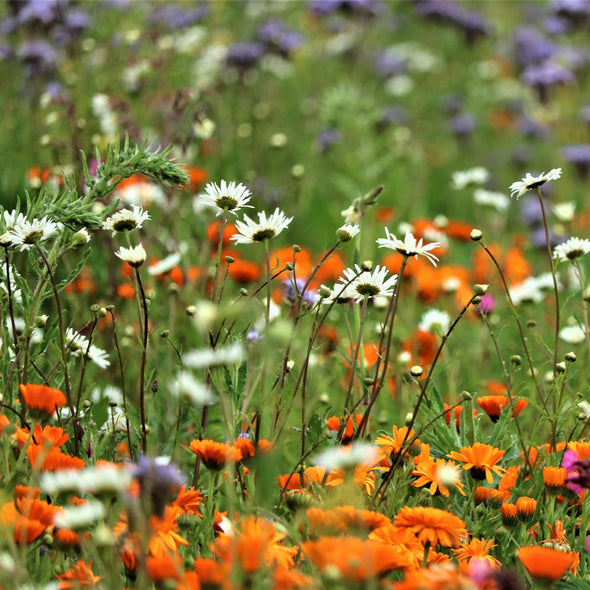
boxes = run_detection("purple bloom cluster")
[307,0,383,17]
[146,3,208,29]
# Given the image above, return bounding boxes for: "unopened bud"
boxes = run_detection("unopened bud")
[473,284,489,295]
[224,255,234,264]
[240,288,248,296]
[285,262,294,271]
[319,285,331,298]
[186,305,197,316]
[470,229,483,241]
[565,352,577,363]
[160,330,169,338]
[292,244,301,252]
[526,320,536,328]
[410,365,423,377]
[90,304,101,314]
[363,185,383,206]
[404,412,413,425]
[360,260,373,272]
[472,295,482,305]
[511,355,522,366]
[461,390,473,401]
[555,362,567,374]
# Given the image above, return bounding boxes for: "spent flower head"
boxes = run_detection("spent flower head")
[376,229,440,266]
[231,208,293,244]
[102,205,150,236]
[198,180,253,216]
[509,168,562,199]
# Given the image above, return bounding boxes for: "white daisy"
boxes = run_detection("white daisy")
[553,237,590,262]
[473,189,510,212]
[40,469,82,495]
[54,501,105,531]
[2,210,26,231]
[115,243,147,267]
[336,223,360,242]
[509,168,562,199]
[8,217,58,250]
[509,277,544,305]
[102,205,150,236]
[313,442,378,470]
[559,325,585,344]
[231,208,293,244]
[337,264,398,303]
[171,371,211,406]
[419,309,450,334]
[148,252,182,276]
[65,328,110,369]
[376,229,440,266]
[183,342,244,368]
[197,180,253,217]
[78,464,132,495]
[553,202,576,223]
[451,167,489,190]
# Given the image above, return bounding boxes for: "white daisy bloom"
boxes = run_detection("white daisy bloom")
[148,252,182,276]
[115,243,147,267]
[336,223,360,242]
[473,189,510,212]
[53,501,105,531]
[231,208,293,244]
[102,205,150,236]
[40,469,82,495]
[65,328,110,368]
[376,229,440,266]
[509,277,544,305]
[116,180,166,208]
[313,442,378,470]
[183,342,244,368]
[559,324,585,344]
[171,371,211,406]
[337,264,398,303]
[197,180,253,217]
[78,464,132,495]
[419,309,451,334]
[2,210,26,231]
[340,205,360,224]
[451,167,489,190]
[8,217,58,250]
[509,168,562,199]
[553,237,590,262]
[90,385,123,405]
[553,202,576,223]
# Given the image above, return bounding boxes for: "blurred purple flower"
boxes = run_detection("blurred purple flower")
[226,42,265,68]
[562,449,589,494]
[520,196,546,227]
[522,61,575,103]
[530,226,563,249]
[18,39,57,76]
[553,0,590,20]
[373,51,406,78]
[478,293,496,315]
[132,455,186,516]
[317,128,342,153]
[17,0,63,26]
[544,16,570,35]
[308,0,383,16]
[563,144,590,177]
[284,278,319,307]
[147,4,208,29]
[450,113,476,137]
[376,105,408,130]
[518,116,550,139]
[258,20,303,56]
[513,27,556,67]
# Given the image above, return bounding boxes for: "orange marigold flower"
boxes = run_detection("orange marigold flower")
[517,546,574,581]
[543,466,568,495]
[54,528,85,550]
[272,566,316,590]
[146,552,184,582]
[13,485,41,501]
[306,506,390,536]
[411,458,466,497]
[476,395,528,422]
[500,503,518,526]
[194,558,224,588]
[326,414,364,444]
[447,443,506,484]
[212,516,297,573]
[393,563,475,589]
[189,439,241,470]
[452,537,500,569]
[368,524,427,570]
[171,485,203,517]
[474,486,492,505]
[515,497,537,522]
[277,466,327,491]
[56,560,101,589]
[375,425,418,461]
[20,383,67,417]
[393,506,466,548]
[301,536,413,580]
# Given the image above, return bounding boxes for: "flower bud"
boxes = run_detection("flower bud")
[292,244,301,253]
[510,355,522,366]
[224,255,234,264]
[410,365,423,377]
[565,352,577,363]
[470,229,483,241]
[461,390,473,401]
[473,284,489,295]
[360,260,373,272]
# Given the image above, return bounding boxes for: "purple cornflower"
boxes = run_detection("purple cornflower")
[450,113,476,138]
[563,144,590,178]
[284,278,319,308]
[522,61,575,103]
[226,42,265,68]
[530,226,563,250]
[317,128,342,153]
[308,0,383,16]
[257,20,303,57]
[520,196,546,227]
[132,455,186,516]
[373,51,406,78]
[146,4,208,29]
[513,27,556,67]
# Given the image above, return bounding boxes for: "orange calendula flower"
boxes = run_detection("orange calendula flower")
[393,563,475,589]
[19,383,67,417]
[500,503,518,526]
[412,458,466,497]
[188,439,241,470]
[213,516,297,573]
[277,466,327,491]
[394,506,467,548]
[515,496,537,522]
[56,560,101,589]
[476,395,528,422]
[543,466,569,495]
[171,485,203,517]
[517,546,574,582]
[369,524,428,570]
[447,443,506,484]
[452,537,501,569]
[326,414,364,444]
[306,506,390,536]
[301,536,413,580]
[375,425,419,461]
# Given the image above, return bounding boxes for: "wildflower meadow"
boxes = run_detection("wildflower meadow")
[4,1,590,588]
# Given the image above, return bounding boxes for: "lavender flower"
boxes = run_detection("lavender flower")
[522,61,575,103]
[563,144,590,177]
[226,42,265,68]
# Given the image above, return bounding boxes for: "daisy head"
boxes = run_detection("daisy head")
[115,243,147,267]
[338,264,398,303]
[102,205,150,236]
[376,229,440,266]
[231,208,293,244]
[198,180,253,216]
[8,216,59,250]
[509,168,562,199]
[553,236,590,262]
